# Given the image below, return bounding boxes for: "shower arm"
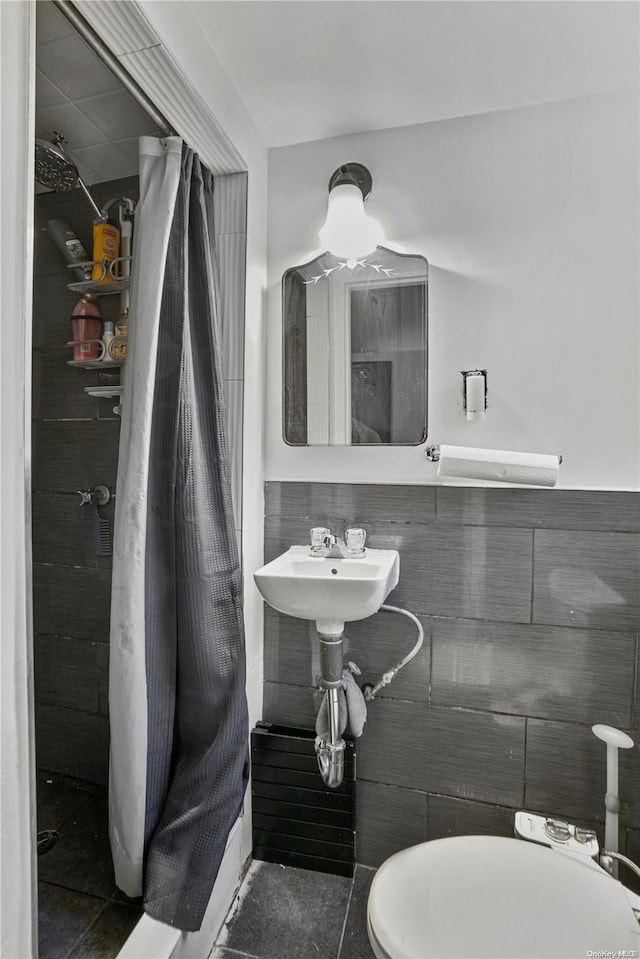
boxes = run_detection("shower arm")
[77,178,103,220]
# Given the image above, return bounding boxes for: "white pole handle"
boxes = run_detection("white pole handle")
[592,724,635,750]
[592,724,634,869]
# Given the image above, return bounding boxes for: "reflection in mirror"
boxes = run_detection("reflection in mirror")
[283,246,428,446]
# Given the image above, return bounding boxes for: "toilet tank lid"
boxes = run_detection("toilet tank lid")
[367,836,640,959]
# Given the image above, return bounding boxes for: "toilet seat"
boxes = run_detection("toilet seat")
[367,835,640,959]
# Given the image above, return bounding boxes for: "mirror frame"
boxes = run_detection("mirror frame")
[282,245,428,447]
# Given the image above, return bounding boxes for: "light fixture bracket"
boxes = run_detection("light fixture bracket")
[327,163,372,201]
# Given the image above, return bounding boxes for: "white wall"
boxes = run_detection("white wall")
[1,3,37,957]
[267,90,640,490]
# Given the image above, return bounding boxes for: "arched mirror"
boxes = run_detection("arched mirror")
[283,246,428,445]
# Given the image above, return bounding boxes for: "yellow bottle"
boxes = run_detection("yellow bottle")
[92,216,121,282]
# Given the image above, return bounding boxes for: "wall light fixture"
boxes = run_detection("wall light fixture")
[318,162,384,265]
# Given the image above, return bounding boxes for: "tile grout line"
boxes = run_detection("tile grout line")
[212,947,261,959]
[59,897,113,959]
[38,877,111,901]
[631,634,639,729]
[335,875,356,959]
[427,615,433,706]
[522,715,529,811]
[529,529,536,625]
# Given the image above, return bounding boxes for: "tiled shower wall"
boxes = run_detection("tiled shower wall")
[32,175,137,785]
[32,171,247,785]
[262,482,640,877]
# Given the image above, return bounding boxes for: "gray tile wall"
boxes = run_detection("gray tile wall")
[32,177,138,784]
[262,482,640,875]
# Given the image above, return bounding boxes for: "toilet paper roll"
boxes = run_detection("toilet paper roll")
[437,445,560,487]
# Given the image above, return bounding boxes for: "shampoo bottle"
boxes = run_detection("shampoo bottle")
[101,320,115,360]
[47,219,91,280]
[92,216,121,282]
[70,296,102,361]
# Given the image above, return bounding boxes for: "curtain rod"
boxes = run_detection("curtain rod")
[52,0,176,138]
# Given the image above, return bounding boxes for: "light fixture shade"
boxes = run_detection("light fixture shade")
[319,183,384,260]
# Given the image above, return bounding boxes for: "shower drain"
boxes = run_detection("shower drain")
[37,829,59,856]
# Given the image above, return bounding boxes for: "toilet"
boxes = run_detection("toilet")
[367,835,640,959]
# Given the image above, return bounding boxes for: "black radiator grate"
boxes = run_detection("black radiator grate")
[251,722,355,878]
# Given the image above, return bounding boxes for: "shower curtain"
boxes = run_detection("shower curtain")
[108,137,249,931]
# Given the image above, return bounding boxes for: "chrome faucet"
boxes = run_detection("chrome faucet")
[310,527,367,558]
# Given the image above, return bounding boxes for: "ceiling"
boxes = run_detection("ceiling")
[35,0,158,188]
[189,0,639,148]
[35,0,638,186]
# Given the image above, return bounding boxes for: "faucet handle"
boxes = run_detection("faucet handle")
[310,526,330,543]
[344,527,366,553]
[310,527,330,553]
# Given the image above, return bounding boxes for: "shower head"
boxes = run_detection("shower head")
[35,134,78,190]
[35,133,103,218]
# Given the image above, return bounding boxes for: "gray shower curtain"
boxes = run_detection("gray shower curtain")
[142,144,249,930]
[109,139,249,932]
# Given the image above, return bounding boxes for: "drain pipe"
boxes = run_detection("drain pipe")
[315,625,346,789]
[314,606,423,787]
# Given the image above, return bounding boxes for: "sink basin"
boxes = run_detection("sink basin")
[254,545,400,634]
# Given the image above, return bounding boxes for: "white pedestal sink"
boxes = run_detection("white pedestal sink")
[254,545,400,635]
[254,542,401,789]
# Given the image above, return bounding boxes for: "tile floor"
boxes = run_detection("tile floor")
[36,770,143,959]
[213,860,376,959]
[37,771,378,958]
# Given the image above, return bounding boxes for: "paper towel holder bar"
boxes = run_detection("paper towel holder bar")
[424,444,563,465]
